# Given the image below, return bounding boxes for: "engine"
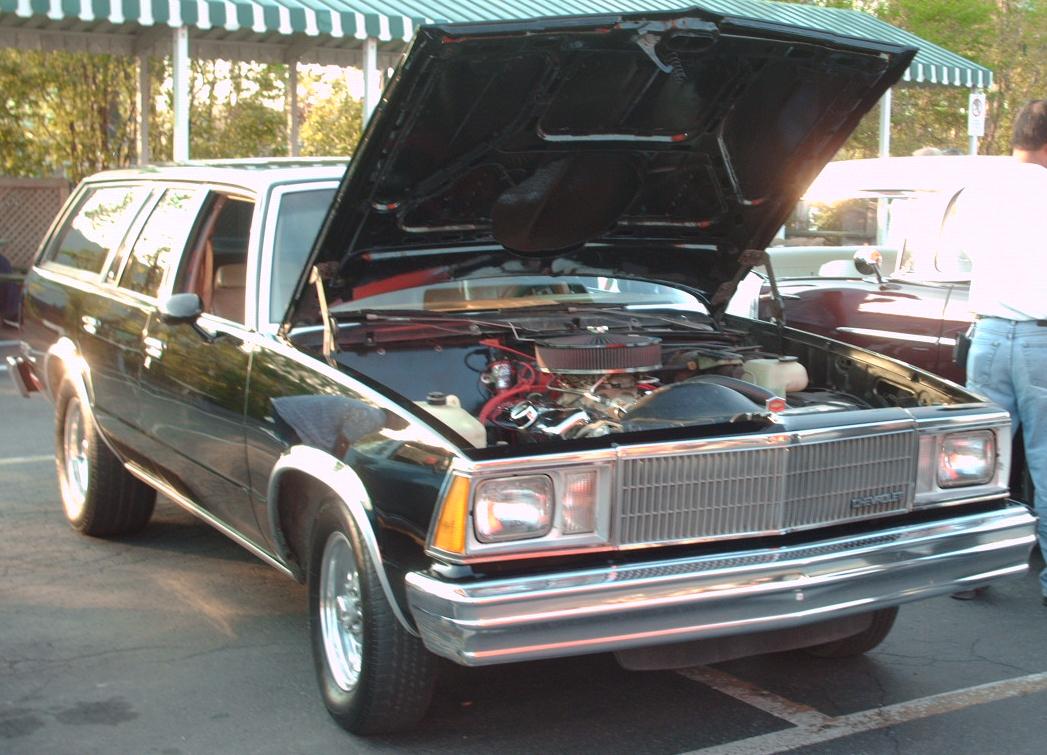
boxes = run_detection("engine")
[478,328,824,443]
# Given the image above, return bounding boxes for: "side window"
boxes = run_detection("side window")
[119,189,200,298]
[270,188,336,322]
[175,194,255,324]
[48,186,150,274]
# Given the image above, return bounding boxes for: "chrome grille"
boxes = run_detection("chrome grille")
[616,429,918,545]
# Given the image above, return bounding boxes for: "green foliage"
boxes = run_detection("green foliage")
[0,50,138,182]
[298,75,363,157]
[187,61,289,159]
[825,0,1045,159]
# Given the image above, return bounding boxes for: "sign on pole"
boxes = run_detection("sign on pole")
[968,91,987,137]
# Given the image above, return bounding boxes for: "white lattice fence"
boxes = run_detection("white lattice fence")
[0,177,70,270]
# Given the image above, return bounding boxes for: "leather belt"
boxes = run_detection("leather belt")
[975,316,1047,326]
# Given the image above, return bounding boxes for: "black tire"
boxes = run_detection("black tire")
[803,607,898,658]
[307,499,437,735]
[54,381,156,536]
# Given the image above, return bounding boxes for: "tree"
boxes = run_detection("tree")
[298,74,363,157]
[0,50,138,182]
[801,0,1045,158]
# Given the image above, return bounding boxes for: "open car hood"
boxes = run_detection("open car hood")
[287,8,913,327]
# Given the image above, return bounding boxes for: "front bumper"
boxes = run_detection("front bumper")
[406,504,1035,666]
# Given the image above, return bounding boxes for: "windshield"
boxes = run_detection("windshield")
[328,274,706,315]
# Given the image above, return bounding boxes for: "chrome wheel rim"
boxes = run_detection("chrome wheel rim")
[319,531,364,692]
[61,397,89,520]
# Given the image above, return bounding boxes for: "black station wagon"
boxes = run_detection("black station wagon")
[8,10,1036,735]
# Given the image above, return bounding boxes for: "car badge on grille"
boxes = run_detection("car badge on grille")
[850,491,905,509]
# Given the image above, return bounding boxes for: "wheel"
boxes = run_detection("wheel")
[803,607,898,658]
[54,381,155,536]
[307,499,437,734]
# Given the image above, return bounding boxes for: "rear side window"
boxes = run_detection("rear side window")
[48,186,150,274]
[119,188,201,298]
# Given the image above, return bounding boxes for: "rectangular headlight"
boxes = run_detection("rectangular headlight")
[474,475,553,542]
[938,431,996,488]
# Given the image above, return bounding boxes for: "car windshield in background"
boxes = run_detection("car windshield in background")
[893,189,971,281]
[773,194,917,249]
[270,187,337,321]
[329,275,706,315]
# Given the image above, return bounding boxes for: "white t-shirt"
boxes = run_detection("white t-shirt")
[959,160,1047,320]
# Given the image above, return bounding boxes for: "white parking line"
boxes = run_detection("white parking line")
[677,667,831,727]
[0,454,55,466]
[682,670,1047,755]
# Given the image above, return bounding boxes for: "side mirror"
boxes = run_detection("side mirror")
[158,293,203,325]
[853,247,885,286]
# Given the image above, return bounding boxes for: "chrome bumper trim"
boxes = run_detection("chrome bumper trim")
[6,355,31,398]
[406,505,1035,666]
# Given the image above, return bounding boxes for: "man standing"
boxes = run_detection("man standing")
[963,100,1047,605]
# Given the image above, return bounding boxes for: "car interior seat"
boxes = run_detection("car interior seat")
[211,262,246,324]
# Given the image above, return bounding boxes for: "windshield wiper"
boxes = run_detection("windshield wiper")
[550,306,718,334]
[330,309,537,335]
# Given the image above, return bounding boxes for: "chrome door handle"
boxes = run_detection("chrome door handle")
[143,336,165,360]
[81,315,99,335]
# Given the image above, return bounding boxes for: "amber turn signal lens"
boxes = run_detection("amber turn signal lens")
[432,475,471,554]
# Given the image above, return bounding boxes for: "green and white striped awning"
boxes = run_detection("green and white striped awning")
[0,0,992,87]
[0,0,425,40]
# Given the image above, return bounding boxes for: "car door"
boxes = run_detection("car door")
[772,278,954,374]
[768,188,969,377]
[138,191,262,541]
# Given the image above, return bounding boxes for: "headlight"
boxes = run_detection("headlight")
[938,431,996,488]
[474,475,553,542]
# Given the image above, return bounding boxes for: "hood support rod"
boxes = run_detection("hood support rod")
[310,266,338,366]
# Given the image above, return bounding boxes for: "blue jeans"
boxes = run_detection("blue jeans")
[967,317,1047,597]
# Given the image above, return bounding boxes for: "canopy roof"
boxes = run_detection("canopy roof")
[0,0,992,87]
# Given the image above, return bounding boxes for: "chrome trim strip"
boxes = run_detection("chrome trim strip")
[266,445,419,636]
[406,505,1035,666]
[913,410,1011,431]
[6,355,30,398]
[452,418,924,476]
[124,460,294,579]
[836,326,948,346]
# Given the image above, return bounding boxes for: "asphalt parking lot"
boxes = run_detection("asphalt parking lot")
[3,334,1047,754]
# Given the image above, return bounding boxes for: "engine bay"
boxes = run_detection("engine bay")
[321,311,968,450]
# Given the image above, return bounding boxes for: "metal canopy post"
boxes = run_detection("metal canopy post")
[363,37,379,122]
[878,87,892,158]
[136,52,151,166]
[287,61,300,157]
[172,26,190,162]
[876,88,892,244]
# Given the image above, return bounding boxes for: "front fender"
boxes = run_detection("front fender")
[267,445,419,636]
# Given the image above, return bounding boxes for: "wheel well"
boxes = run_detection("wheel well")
[272,470,334,582]
[46,358,65,399]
